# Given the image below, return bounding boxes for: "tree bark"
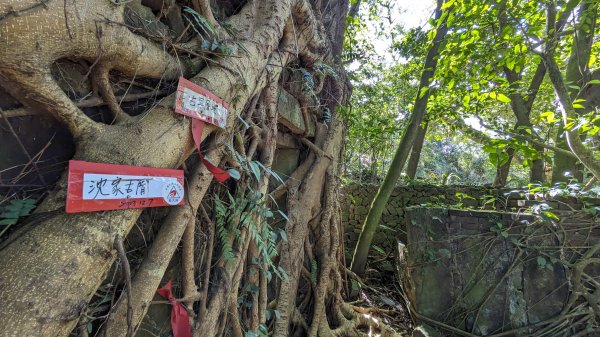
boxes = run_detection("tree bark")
[550,1,596,183]
[406,121,428,179]
[0,1,328,335]
[544,1,600,182]
[493,147,515,187]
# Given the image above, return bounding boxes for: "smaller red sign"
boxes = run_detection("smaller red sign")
[173,77,233,183]
[66,160,184,213]
[175,76,228,128]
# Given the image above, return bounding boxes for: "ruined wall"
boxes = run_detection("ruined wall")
[341,184,503,254]
[401,207,600,336]
[341,184,598,256]
[341,184,599,335]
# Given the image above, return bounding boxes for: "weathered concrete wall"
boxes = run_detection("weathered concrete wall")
[341,184,599,257]
[401,207,600,336]
[341,184,504,255]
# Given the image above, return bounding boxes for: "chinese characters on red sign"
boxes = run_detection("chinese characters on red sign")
[66,160,184,213]
[174,77,233,183]
[175,76,228,128]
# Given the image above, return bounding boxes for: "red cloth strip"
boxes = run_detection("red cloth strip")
[191,119,231,183]
[156,281,191,337]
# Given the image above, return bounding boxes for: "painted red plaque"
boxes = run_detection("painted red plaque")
[174,77,232,183]
[66,160,184,213]
[175,76,228,128]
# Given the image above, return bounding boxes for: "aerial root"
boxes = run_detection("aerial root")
[92,65,132,124]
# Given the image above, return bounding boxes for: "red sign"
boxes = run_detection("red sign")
[66,160,184,213]
[174,77,233,183]
[175,76,228,128]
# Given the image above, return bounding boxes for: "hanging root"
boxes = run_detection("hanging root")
[92,65,132,124]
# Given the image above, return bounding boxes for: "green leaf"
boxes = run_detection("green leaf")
[277,210,289,221]
[463,94,471,107]
[441,0,455,10]
[542,211,559,220]
[0,211,19,219]
[536,256,546,267]
[495,92,511,103]
[489,152,509,167]
[228,169,241,180]
[279,229,288,242]
[0,218,17,225]
[183,7,216,36]
[378,224,397,232]
[248,161,261,181]
[373,245,386,255]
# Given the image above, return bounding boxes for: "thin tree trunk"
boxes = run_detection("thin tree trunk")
[493,148,515,187]
[530,144,546,183]
[406,121,428,179]
[350,0,449,277]
[551,1,596,183]
[544,2,600,182]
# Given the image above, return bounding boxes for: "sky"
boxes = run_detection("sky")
[397,0,436,29]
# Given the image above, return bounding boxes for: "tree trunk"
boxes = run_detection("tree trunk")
[551,124,583,184]
[544,1,600,182]
[530,144,546,183]
[406,121,428,179]
[550,1,596,184]
[0,1,371,337]
[493,147,515,187]
[350,0,449,277]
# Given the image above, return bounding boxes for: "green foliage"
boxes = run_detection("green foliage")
[183,7,233,55]
[310,260,318,286]
[343,0,600,185]
[299,68,315,96]
[183,7,216,36]
[229,145,285,185]
[0,198,37,225]
[215,147,288,280]
[215,188,286,280]
[244,324,268,337]
[489,222,509,239]
[214,193,238,265]
[313,63,338,80]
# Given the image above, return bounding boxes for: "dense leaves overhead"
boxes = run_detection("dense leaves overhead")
[343,0,600,188]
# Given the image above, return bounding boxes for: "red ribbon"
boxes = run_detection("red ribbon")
[191,119,231,183]
[156,281,191,337]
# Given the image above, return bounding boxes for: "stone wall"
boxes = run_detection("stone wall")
[400,207,600,336]
[341,184,599,257]
[341,184,504,255]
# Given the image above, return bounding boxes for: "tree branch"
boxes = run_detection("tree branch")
[192,0,218,28]
[542,2,600,180]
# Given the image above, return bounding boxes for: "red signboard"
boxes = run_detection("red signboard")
[173,77,233,183]
[66,160,184,213]
[175,76,228,128]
